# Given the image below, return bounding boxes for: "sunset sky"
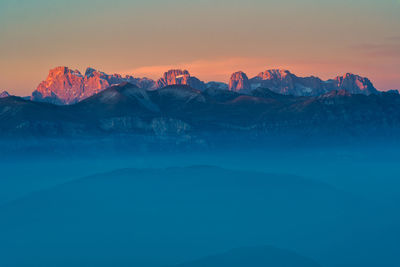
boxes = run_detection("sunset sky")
[1,0,399,95]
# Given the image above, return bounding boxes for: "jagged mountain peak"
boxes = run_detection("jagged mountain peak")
[342,73,360,79]
[29,66,383,105]
[0,91,11,98]
[49,66,82,77]
[31,66,157,105]
[229,71,250,92]
[164,69,190,76]
[84,67,98,77]
[334,73,369,83]
[247,69,378,96]
[158,69,190,85]
[156,69,205,91]
[256,69,293,79]
[331,73,377,95]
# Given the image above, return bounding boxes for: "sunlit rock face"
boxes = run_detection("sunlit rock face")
[249,69,328,96]
[32,67,84,104]
[0,91,10,98]
[229,71,250,92]
[248,69,379,96]
[30,66,380,105]
[330,73,378,95]
[156,69,205,91]
[31,67,208,105]
[31,67,157,105]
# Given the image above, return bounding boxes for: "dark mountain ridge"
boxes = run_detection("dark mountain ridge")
[1,83,400,141]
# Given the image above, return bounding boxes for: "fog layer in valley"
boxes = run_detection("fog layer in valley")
[1,144,399,267]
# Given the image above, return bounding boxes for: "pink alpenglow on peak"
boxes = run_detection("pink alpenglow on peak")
[331,73,378,95]
[248,69,379,96]
[32,67,86,105]
[29,66,381,105]
[229,71,250,92]
[250,69,326,96]
[31,67,209,105]
[31,66,156,105]
[156,69,205,91]
[256,69,292,80]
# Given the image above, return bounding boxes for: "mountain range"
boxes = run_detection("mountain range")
[29,66,382,105]
[1,82,400,140]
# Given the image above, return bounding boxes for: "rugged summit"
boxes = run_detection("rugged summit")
[330,73,377,95]
[31,67,207,105]
[0,91,10,98]
[229,71,250,92]
[29,66,382,105]
[31,67,156,105]
[250,69,327,96]
[156,69,205,91]
[248,69,379,96]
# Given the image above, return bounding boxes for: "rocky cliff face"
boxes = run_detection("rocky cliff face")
[229,71,250,92]
[330,73,378,95]
[32,67,157,105]
[249,69,328,96]
[30,66,381,105]
[247,69,378,96]
[32,67,84,104]
[31,67,209,105]
[0,91,10,98]
[156,69,205,91]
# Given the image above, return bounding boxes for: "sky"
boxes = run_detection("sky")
[0,0,399,95]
